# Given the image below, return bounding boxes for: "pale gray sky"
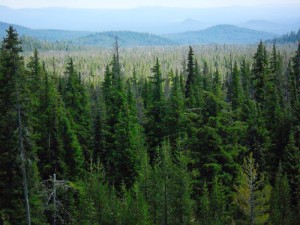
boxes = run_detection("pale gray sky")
[0,0,299,9]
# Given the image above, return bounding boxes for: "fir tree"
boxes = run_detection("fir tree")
[63,58,92,163]
[145,58,166,163]
[252,41,269,104]
[231,61,243,110]
[0,25,32,224]
[185,46,195,99]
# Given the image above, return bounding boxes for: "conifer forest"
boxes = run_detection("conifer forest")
[0,26,300,225]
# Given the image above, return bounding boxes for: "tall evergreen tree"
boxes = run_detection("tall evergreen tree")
[63,58,92,163]
[0,26,30,225]
[147,140,194,225]
[252,41,269,104]
[165,71,185,145]
[210,177,228,225]
[0,26,46,225]
[293,42,300,94]
[145,58,165,163]
[185,46,195,99]
[37,70,84,180]
[231,61,243,111]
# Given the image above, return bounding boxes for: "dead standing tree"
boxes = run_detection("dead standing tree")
[42,174,71,225]
[15,59,31,225]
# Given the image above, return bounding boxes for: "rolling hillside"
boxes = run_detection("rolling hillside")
[0,21,92,41]
[166,24,276,44]
[0,22,280,48]
[72,31,176,47]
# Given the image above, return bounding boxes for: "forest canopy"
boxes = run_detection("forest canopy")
[0,26,300,225]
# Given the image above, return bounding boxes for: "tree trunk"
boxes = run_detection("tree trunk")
[17,90,31,225]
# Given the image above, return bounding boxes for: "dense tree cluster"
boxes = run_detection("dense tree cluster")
[267,29,300,44]
[0,26,300,225]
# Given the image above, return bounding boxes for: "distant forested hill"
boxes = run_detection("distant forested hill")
[0,22,175,47]
[0,21,92,41]
[72,31,176,47]
[165,24,276,44]
[0,22,281,48]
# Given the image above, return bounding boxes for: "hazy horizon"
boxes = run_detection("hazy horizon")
[0,1,299,34]
[1,0,300,9]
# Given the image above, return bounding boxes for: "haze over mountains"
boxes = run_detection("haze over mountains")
[0,4,299,34]
[0,4,299,48]
[0,21,278,48]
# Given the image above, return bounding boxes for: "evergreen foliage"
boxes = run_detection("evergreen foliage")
[0,27,299,225]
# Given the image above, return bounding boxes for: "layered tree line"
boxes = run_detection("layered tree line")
[0,26,299,225]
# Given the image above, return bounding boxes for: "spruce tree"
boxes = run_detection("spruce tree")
[147,140,194,225]
[231,61,242,111]
[165,71,185,145]
[0,25,31,224]
[63,58,92,163]
[145,58,166,163]
[293,42,300,94]
[37,70,84,181]
[185,46,195,99]
[252,41,269,104]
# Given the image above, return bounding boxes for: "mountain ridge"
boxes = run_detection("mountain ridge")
[165,24,276,44]
[0,21,285,48]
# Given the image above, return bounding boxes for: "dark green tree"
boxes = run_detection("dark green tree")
[185,46,195,99]
[145,58,166,163]
[0,26,45,225]
[147,140,194,225]
[165,71,185,145]
[210,177,228,225]
[198,182,210,225]
[270,164,292,225]
[231,61,243,111]
[63,58,92,163]
[252,41,269,104]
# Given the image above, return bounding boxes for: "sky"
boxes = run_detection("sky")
[0,0,299,9]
